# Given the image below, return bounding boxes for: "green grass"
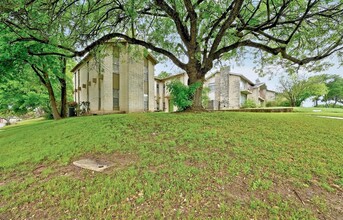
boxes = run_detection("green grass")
[294,107,343,117]
[1,112,342,219]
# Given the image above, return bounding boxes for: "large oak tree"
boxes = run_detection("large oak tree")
[1,0,343,110]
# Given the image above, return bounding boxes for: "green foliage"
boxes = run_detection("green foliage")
[324,75,343,106]
[266,101,276,107]
[0,69,49,120]
[266,95,292,107]
[166,80,201,111]
[279,73,329,107]
[242,99,257,108]
[157,71,171,79]
[1,1,343,109]
[266,100,290,107]
[0,12,74,119]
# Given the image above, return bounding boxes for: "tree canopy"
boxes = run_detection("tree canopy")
[279,73,328,107]
[0,69,49,120]
[0,19,73,119]
[1,0,343,110]
[325,75,343,106]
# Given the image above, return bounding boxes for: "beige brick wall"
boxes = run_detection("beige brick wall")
[88,58,98,111]
[218,70,230,109]
[119,47,129,112]
[228,75,240,109]
[72,43,156,114]
[127,57,144,112]
[79,63,87,102]
[266,90,276,102]
[214,73,221,110]
[248,88,259,104]
[73,72,77,102]
[148,60,155,112]
[102,47,114,111]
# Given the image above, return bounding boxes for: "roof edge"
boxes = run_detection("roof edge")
[71,41,158,73]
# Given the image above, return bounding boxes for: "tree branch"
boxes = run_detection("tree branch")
[208,0,244,57]
[75,33,187,70]
[154,0,190,45]
[184,0,197,48]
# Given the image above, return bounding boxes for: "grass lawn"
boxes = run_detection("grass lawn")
[0,111,342,219]
[294,107,343,117]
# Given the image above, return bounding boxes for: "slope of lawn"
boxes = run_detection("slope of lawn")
[1,112,342,219]
[294,107,343,117]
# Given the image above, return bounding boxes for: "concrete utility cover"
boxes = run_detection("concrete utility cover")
[73,159,113,172]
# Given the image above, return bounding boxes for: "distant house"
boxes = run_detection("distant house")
[71,41,158,113]
[204,67,277,109]
[156,67,276,111]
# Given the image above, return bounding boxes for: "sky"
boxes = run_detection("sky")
[155,55,342,107]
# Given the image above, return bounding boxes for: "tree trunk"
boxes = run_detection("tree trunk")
[45,79,62,120]
[60,78,67,118]
[59,57,67,118]
[31,65,62,120]
[333,98,337,107]
[40,71,61,120]
[188,71,205,111]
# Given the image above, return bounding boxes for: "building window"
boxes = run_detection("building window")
[113,89,119,110]
[156,100,160,110]
[113,47,119,73]
[144,94,148,111]
[156,84,159,94]
[113,47,120,110]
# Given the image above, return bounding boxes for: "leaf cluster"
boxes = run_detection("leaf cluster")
[166,80,201,111]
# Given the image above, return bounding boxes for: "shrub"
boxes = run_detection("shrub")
[242,99,257,108]
[266,101,277,107]
[277,100,291,107]
[166,80,201,111]
[266,98,291,107]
